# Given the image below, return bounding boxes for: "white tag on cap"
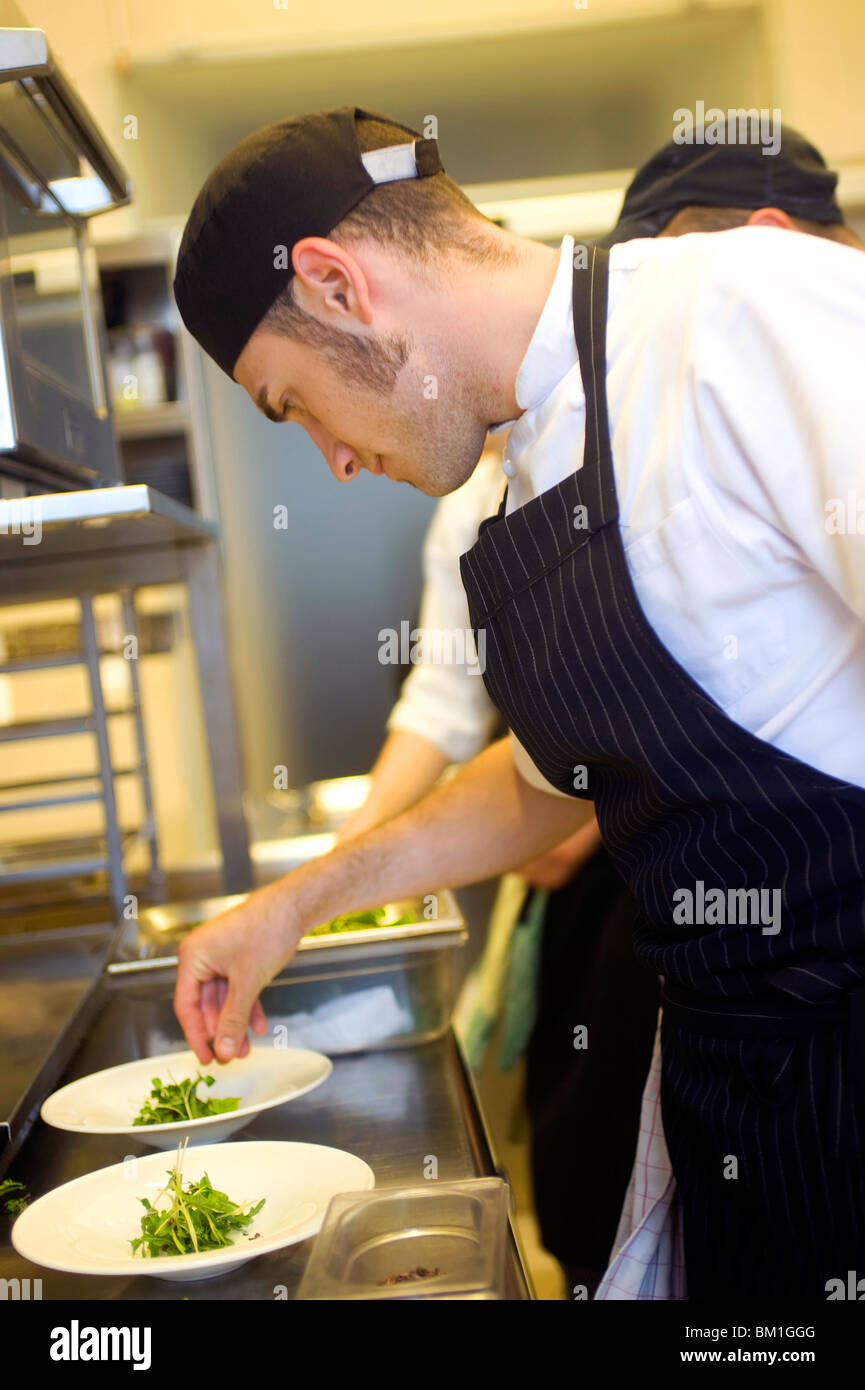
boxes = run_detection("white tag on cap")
[361,142,419,185]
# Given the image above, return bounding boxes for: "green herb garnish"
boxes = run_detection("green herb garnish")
[0,1179,29,1215]
[183,907,414,939]
[131,1141,265,1258]
[132,1072,241,1127]
[306,906,413,937]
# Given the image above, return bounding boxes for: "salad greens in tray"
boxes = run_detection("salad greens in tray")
[305,906,414,937]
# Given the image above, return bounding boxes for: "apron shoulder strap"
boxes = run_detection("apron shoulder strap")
[572,245,618,523]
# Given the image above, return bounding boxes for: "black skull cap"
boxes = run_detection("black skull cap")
[174,106,443,377]
[596,121,843,247]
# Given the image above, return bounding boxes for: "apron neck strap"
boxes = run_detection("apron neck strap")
[572,245,618,524]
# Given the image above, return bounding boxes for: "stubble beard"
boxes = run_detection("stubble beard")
[397,359,490,497]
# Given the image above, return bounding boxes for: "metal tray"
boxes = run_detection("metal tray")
[107,891,467,975]
[106,891,467,1056]
[296,1179,511,1300]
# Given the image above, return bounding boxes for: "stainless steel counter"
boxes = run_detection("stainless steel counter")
[0,967,532,1299]
[0,928,109,1160]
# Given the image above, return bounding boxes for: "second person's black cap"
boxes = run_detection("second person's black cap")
[597,121,844,247]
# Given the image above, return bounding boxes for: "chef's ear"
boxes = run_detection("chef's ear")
[291,237,374,326]
[747,207,797,231]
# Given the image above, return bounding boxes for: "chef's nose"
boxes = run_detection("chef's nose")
[330,441,362,482]
[304,420,361,482]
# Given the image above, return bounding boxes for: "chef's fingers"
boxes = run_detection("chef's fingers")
[250,998,268,1036]
[200,978,221,1041]
[212,974,259,1061]
[236,1000,265,1055]
[174,966,213,1065]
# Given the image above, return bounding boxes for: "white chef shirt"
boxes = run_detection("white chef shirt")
[506,228,865,797]
[386,449,504,762]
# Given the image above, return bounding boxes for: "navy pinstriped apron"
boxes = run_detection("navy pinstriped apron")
[459,246,865,1299]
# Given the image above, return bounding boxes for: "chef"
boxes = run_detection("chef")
[173,107,865,1298]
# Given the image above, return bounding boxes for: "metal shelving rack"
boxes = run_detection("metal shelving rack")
[0,484,253,921]
[94,230,221,524]
[0,587,165,919]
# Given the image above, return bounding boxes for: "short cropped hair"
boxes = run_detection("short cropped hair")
[660,204,864,247]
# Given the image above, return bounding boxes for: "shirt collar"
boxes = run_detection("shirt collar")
[514,234,577,414]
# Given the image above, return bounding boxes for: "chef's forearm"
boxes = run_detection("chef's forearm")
[285,737,585,934]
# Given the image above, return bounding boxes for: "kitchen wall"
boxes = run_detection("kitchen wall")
[24,0,865,173]
[766,0,865,166]
[198,353,435,796]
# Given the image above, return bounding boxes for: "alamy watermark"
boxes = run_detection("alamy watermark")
[673,103,782,157]
[0,496,42,545]
[0,1276,42,1299]
[673,879,781,935]
[826,1271,865,1299]
[378,620,486,676]
[825,492,865,534]
[49,1321,151,1369]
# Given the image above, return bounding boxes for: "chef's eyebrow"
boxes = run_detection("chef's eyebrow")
[256,385,285,423]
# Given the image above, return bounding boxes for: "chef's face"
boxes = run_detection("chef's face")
[234,328,488,497]
[233,237,492,496]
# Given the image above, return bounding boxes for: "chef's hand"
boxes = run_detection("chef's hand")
[175,738,593,1058]
[174,879,304,1065]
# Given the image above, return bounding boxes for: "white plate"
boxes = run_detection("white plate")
[40,1047,332,1149]
[12,1140,374,1282]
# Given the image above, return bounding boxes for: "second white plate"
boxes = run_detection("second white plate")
[40,1047,333,1148]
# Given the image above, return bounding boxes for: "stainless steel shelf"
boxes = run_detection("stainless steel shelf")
[0,707,135,741]
[114,401,191,439]
[0,822,151,887]
[0,653,84,675]
[0,791,103,814]
[1,854,109,885]
[0,714,94,741]
[0,651,151,676]
[0,766,143,795]
[0,484,216,562]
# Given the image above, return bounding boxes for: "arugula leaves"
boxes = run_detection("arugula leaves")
[131,1141,265,1258]
[0,1179,29,1216]
[132,1072,241,1127]
[306,906,413,936]
[185,906,414,938]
